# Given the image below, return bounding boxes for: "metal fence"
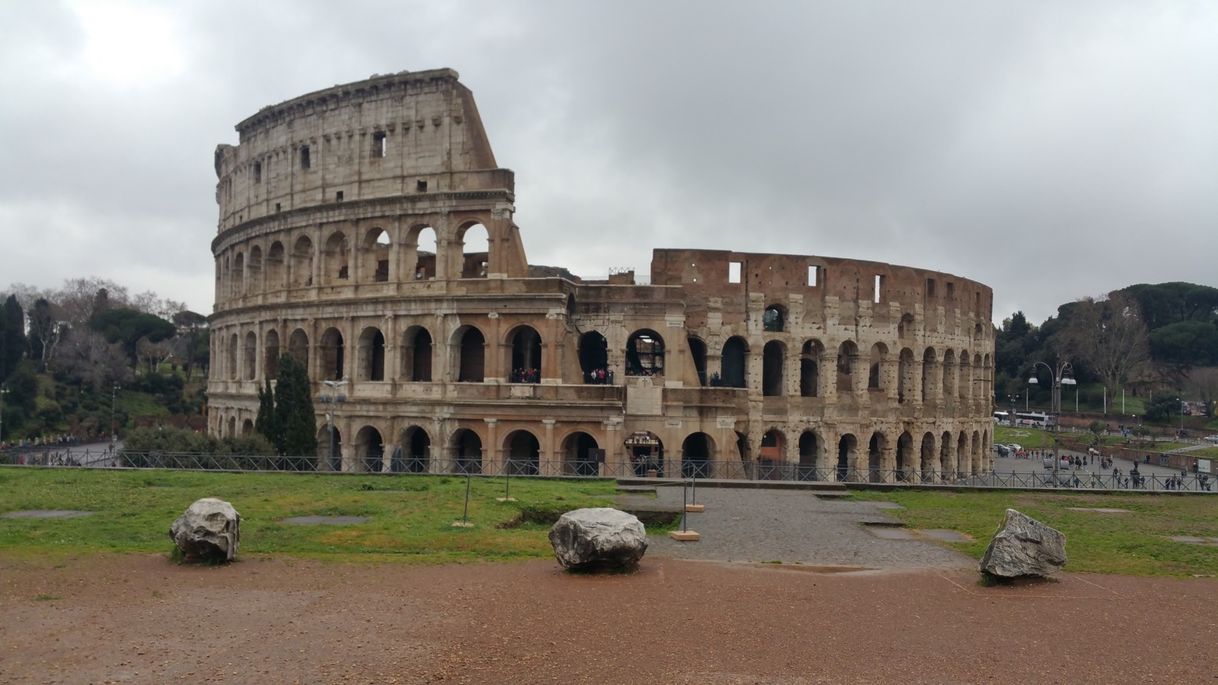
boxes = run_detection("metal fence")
[1,448,1214,493]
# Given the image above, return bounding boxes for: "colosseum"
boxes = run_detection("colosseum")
[208,68,995,482]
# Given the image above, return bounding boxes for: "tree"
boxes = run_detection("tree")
[53,328,133,392]
[172,310,209,379]
[1055,292,1150,393]
[26,298,64,372]
[0,294,25,382]
[88,307,176,363]
[272,355,317,459]
[254,378,282,452]
[136,336,176,375]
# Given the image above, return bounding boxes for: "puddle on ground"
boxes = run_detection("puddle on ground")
[281,516,369,525]
[2,510,93,519]
[870,502,905,510]
[861,521,971,542]
[1067,507,1131,514]
[1170,536,1218,546]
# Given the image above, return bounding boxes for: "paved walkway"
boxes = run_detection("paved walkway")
[637,484,972,569]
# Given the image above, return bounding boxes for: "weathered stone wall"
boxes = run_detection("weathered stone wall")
[208,71,996,482]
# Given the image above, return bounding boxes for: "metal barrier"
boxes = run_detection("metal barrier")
[1,450,1214,493]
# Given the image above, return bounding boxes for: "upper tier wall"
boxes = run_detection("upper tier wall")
[651,248,992,328]
[214,69,506,233]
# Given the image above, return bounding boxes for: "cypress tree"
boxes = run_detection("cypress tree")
[254,378,282,453]
[0,295,26,382]
[273,355,317,465]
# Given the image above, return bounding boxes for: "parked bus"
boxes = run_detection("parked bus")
[995,410,1055,428]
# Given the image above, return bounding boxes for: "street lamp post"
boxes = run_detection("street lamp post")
[0,384,9,446]
[110,384,121,445]
[1028,360,1076,427]
[321,379,348,471]
[1007,394,1019,425]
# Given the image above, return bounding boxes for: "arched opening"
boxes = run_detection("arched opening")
[227,333,239,381]
[288,329,309,368]
[263,330,280,379]
[896,431,914,481]
[460,222,489,278]
[941,349,956,400]
[505,430,540,475]
[355,426,384,473]
[763,304,785,332]
[958,351,971,401]
[506,326,542,383]
[454,326,485,382]
[318,426,342,472]
[361,228,391,282]
[837,434,857,482]
[867,343,887,392]
[762,340,785,396]
[625,431,664,477]
[625,330,664,377]
[291,235,314,287]
[412,226,437,280]
[956,432,969,478]
[241,418,254,436]
[836,341,859,393]
[898,313,915,339]
[322,231,350,284]
[227,416,236,437]
[868,432,886,483]
[897,348,915,403]
[563,432,600,476]
[920,432,936,481]
[451,429,482,474]
[921,348,936,402]
[400,326,433,381]
[266,241,285,290]
[973,352,984,398]
[243,331,257,381]
[759,429,786,479]
[357,327,386,381]
[394,426,431,473]
[735,431,750,463]
[233,252,245,297]
[940,431,954,478]
[798,431,820,481]
[247,246,263,293]
[971,431,982,475]
[681,432,714,478]
[721,336,748,388]
[687,337,708,386]
[800,340,822,397]
[579,331,609,383]
[319,328,344,380]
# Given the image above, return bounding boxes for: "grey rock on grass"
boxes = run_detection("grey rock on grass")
[979,508,1066,579]
[170,498,241,563]
[549,508,647,571]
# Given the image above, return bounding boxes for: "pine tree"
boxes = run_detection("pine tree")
[273,355,317,465]
[254,378,282,453]
[0,295,26,382]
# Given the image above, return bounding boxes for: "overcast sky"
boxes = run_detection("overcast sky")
[1,0,1215,325]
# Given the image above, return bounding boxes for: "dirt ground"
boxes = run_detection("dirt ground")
[2,554,1216,684]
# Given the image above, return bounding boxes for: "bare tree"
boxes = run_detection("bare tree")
[136,336,176,375]
[1056,291,1150,392]
[52,329,133,391]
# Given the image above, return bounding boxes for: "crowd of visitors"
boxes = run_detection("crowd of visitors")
[509,368,540,383]
[585,368,614,384]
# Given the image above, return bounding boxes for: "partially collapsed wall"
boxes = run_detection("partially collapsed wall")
[208,70,995,481]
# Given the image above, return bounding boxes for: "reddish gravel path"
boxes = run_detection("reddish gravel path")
[1,553,1215,684]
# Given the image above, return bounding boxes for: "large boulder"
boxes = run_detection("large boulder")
[169,498,241,563]
[979,508,1066,579]
[549,507,647,571]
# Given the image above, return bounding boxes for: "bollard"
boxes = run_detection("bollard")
[670,478,700,541]
[452,471,475,528]
[496,461,517,502]
[685,474,705,512]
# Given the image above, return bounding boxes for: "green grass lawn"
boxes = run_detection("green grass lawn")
[993,426,1057,449]
[0,468,616,564]
[855,489,1218,577]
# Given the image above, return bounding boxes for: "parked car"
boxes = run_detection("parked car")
[1205,435,1218,444]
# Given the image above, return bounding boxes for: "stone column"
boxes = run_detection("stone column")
[542,419,557,475]
[881,437,897,483]
[483,419,499,474]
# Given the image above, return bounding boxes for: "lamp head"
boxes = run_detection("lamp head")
[1028,377,1039,385]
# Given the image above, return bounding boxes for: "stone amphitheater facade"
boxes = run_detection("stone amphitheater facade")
[208,69,995,481]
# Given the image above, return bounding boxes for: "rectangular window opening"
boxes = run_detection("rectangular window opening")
[275,202,281,213]
[974,292,981,310]
[372,132,387,158]
[873,274,884,304]
[728,261,742,284]
[946,282,955,299]
[416,179,427,192]
[807,265,819,287]
[300,146,311,170]
[335,190,344,202]
[926,278,936,298]
[253,161,262,183]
